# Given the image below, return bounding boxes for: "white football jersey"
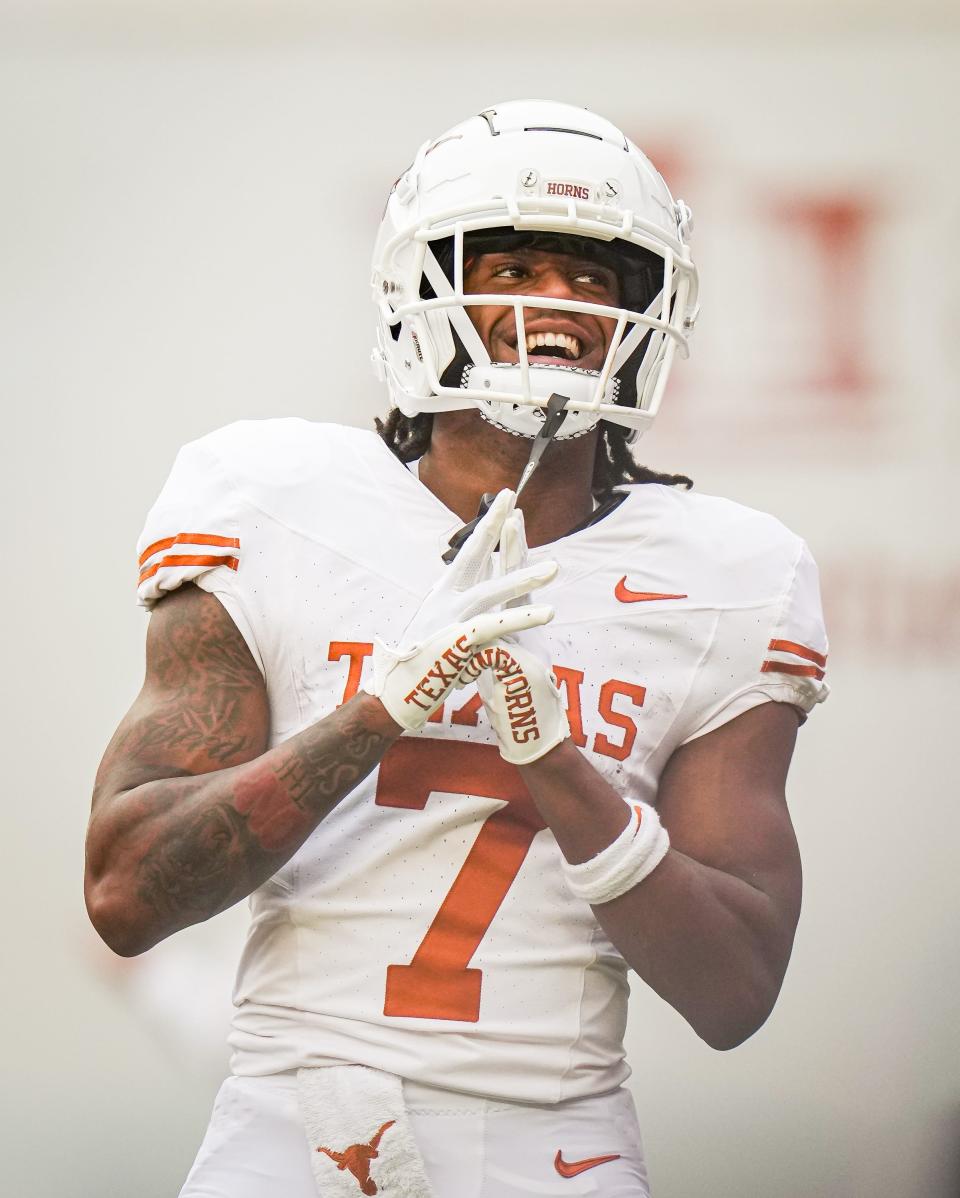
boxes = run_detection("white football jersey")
[136,419,828,1104]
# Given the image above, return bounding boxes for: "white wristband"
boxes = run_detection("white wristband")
[562,801,670,905]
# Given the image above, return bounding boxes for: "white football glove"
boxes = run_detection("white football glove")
[365,490,558,731]
[465,508,571,765]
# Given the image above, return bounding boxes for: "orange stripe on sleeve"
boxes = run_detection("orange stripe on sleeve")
[139,554,240,583]
[767,639,827,668]
[761,660,825,680]
[138,535,177,563]
[138,532,240,566]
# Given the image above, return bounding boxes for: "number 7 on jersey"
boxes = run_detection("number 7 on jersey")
[375,738,545,1022]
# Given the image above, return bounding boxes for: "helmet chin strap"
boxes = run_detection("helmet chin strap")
[442,393,570,564]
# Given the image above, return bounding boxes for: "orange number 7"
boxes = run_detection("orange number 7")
[375,738,545,1022]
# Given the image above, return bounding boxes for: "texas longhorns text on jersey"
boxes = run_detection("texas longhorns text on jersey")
[137,420,828,1104]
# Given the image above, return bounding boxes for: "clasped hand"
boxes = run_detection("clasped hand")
[366,490,556,734]
[367,490,570,763]
[461,503,571,764]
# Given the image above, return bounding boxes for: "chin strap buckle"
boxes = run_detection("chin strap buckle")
[442,394,570,564]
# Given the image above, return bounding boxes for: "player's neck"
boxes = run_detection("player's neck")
[418,411,598,548]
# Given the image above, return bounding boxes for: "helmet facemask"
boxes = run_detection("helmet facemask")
[377,222,693,441]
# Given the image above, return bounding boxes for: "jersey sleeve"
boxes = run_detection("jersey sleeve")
[679,539,829,744]
[136,433,262,671]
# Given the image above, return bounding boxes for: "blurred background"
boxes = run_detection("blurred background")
[2,1,958,1194]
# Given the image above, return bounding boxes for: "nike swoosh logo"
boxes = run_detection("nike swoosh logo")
[554,1150,622,1178]
[615,576,688,603]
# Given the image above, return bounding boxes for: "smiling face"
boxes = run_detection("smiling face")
[461,243,621,372]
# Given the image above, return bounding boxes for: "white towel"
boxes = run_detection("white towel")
[298,1065,435,1198]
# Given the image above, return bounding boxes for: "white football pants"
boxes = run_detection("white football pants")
[179,1071,651,1197]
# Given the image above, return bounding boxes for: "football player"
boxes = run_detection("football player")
[85,100,828,1197]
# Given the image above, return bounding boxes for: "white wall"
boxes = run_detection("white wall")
[3,3,958,1195]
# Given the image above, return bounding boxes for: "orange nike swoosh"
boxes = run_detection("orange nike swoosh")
[554,1150,622,1178]
[615,576,687,603]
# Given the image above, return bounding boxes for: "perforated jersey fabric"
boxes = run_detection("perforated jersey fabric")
[138,419,828,1104]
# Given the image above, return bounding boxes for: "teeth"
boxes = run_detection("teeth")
[524,331,581,359]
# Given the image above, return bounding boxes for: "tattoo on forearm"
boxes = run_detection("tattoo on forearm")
[134,705,393,925]
[95,587,401,937]
[273,719,386,811]
[137,799,259,921]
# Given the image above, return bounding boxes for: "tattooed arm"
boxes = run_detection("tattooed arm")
[85,584,402,956]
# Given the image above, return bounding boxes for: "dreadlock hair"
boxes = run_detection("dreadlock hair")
[374,409,693,498]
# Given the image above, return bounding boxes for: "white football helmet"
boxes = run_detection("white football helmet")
[371,99,699,441]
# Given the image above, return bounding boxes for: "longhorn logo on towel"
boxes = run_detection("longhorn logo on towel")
[316,1119,396,1195]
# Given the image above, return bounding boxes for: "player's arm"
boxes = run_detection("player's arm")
[87,490,554,957]
[85,584,402,957]
[519,702,802,1051]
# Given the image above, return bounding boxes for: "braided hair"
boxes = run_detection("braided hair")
[375,410,692,498]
